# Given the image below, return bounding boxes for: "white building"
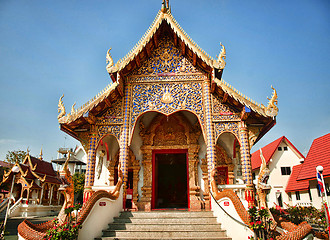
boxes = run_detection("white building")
[286,133,330,209]
[52,146,87,174]
[251,136,305,208]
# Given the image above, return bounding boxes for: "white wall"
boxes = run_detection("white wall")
[254,140,304,208]
[211,196,253,240]
[78,189,123,240]
[308,179,330,209]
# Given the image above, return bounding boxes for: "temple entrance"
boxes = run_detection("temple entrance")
[152,150,188,209]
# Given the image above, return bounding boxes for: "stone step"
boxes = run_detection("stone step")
[118,211,214,218]
[108,223,222,231]
[113,216,218,224]
[96,237,231,240]
[97,210,231,240]
[102,230,227,238]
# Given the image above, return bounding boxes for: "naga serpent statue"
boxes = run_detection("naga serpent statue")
[256,149,277,230]
[57,151,74,224]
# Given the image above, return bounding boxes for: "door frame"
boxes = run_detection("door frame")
[151,149,189,210]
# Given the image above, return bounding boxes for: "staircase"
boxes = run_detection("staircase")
[96,211,231,240]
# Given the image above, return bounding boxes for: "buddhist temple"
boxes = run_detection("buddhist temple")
[57,1,278,212]
[16,2,289,240]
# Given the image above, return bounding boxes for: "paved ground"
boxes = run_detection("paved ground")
[3,215,56,240]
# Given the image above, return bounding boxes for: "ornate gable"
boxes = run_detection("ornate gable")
[129,36,203,83]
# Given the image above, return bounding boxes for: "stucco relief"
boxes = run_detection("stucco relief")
[214,122,240,144]
[130,82,205,141]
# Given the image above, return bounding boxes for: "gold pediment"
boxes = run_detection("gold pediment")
[129,36,202,81]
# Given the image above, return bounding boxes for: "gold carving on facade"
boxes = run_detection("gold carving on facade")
[248,126,261,148]
[161,86,174,104]
[129,36,200,78]
[57,94,66,120]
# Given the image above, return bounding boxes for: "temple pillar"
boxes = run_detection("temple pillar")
[118,83,132,204]
[202,80,216,185]
[83,127,97,203]
[140,148,152,211]
[39,185,44,205]
[49,185,53,205]
[188,145,201,211]
[201,158,210,210]
[238,121,255,207]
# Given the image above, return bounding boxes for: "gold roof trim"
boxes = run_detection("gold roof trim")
[58,81,119,124]
[107,10,218,74]
[214,78,278,117]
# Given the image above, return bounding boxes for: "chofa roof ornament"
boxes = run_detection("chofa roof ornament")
[262,86,278,117]
[106,48,115,73]
[57,94,66,120]
[216,42,226,70]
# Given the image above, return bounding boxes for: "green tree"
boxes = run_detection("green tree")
[5,150,27,164]
[72,173,85,204]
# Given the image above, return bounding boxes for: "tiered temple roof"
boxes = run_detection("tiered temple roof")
[0,153,61,187]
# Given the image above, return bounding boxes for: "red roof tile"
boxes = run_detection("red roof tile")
[297,133,330,181]
[285,164,309,192]
[251,136,304,170]
[29,156,58,177]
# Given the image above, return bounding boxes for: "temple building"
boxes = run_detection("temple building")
[57,2,278,212]
[0,151,63,217]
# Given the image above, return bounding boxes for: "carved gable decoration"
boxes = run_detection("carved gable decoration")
[140,112,200,147]
[102,98,123,118]
[153,116,187,146]
[96,98,123,126]
[212,94,240,122]
[215,145,232,166]
[130,36,199,79]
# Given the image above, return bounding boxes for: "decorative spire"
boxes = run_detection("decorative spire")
[161,0,169,13]
[39,146,43,160]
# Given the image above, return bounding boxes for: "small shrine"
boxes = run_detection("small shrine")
[0,151,64,217]
[56,1,278,212]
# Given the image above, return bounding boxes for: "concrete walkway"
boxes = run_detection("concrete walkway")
[3,215,56,240]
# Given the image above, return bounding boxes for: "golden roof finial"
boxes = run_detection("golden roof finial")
[161,0,168,13]
[39,146,43,160]
[57,94,66,119]
[27,147,30,155]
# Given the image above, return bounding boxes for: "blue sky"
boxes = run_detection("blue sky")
[0,0,329,161]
